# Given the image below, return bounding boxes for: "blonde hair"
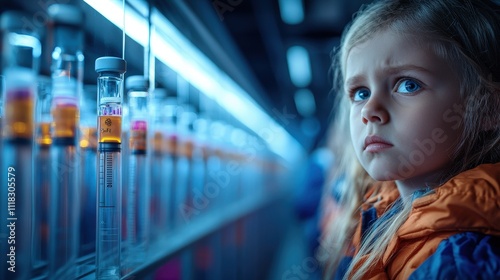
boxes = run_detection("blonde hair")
[318,79,374,277]
[325,0,500,279]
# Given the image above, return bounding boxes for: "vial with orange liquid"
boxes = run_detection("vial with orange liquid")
[0,10,41,280]
[95,56,126,280]
[124,75,150,268]
[47,4,85,279]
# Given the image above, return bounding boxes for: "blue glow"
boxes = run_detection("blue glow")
[278,0,304,25]
[287,46,311,88]
[294,88,316,117]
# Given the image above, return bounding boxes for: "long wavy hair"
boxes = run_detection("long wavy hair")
[323,0,500,279]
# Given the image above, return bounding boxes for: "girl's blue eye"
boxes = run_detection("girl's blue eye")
[353,88,370,101]
[396,79,421,94]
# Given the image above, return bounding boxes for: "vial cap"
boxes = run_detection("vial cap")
[126,75,149,91]
[95,56,127,74]
[48,4,84,26]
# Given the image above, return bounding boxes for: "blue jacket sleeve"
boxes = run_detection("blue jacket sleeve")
[409,232,500,280]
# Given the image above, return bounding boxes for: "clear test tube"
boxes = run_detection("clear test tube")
[95,56,126,280]
[47,4,84,279]
[228,126,247,202]
[121,88,129,255]
[148,88,170,242]
[175,104,197,227]
[0,10,41,280]
[124,75,150,265]
[78,85,97,265]
[33,76,52,277]
[162,97,179,232]
[191,111,210,218]
[206,120,226,211]
[216,122,234,208]
[0,73,3,159]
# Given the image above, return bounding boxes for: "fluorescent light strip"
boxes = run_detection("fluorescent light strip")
[84,0,304,162]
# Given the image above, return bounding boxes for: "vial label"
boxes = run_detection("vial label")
[98,116,122,143]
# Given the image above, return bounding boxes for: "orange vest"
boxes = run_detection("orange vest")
[351,163,500,279]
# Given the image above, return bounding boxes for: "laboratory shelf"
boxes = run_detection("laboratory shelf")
[79,189,286,279]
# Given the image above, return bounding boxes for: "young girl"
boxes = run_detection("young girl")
[322,0,500,279]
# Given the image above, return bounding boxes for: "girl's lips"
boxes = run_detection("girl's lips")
[364,135,393,152]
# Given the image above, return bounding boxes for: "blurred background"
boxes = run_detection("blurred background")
[0,0,369,279]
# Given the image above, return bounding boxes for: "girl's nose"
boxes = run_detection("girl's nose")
[361,94,389,125]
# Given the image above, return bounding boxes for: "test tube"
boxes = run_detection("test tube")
[33,76,52,278]
[78,85,97,266]
[227,126,246,203]
[47,4,84,279]
[175,104,197,227]
[184,87,205,222]
[0,10,41,280]
[206,120,226,211]
[149,88,171,240]
[121,87,129,256]
[162,95,178,233]
[95,56,126,280]
[0,72,3,146]
[124,75,150,266]
[191,111,210,219]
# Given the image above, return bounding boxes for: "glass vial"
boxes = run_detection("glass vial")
[0,10,41,280]
[124,76,150,268]
[47,4,84,279]
[32,76,51,279]
[95,56,126,280]
[78,85,98,265]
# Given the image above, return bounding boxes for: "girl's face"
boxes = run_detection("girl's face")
[345,29,463,196]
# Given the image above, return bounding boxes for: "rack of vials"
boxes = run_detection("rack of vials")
[0,3,292,280]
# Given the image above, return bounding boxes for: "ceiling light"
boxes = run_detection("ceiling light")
[294,88,316,117]
[287,45,311,88]
[278,0,304,25]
